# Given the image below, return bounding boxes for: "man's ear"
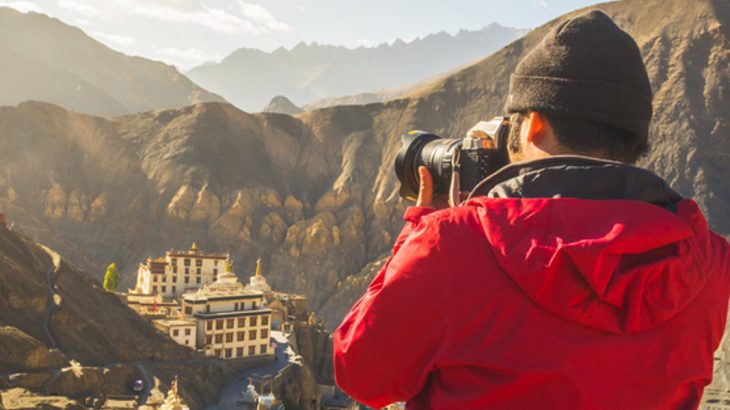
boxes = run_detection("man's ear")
[524,111,547,144]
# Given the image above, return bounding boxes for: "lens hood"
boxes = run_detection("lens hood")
[395,131,440,202]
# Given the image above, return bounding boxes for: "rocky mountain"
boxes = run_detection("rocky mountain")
[0,7,224,117]
[0,0,727,349]
[263,96,304,115]
[186,23,526,112]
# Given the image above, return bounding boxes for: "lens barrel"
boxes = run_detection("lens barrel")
[394,131,460,201]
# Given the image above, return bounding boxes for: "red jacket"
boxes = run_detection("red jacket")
[334,160,730,409]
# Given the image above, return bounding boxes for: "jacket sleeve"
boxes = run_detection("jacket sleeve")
[333,206,453,408]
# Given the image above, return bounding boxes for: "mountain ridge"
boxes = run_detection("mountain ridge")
[186,23,526,112]
[0,7,225,117]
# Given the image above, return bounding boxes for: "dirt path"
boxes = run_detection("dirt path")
[39,245,64,356]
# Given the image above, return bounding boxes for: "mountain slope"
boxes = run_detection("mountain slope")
[0,0,726,338]
[187,24,526,112]
[0,7,225,116]
[0,221,230,408]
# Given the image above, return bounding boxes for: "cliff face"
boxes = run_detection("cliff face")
[0,0,727,337]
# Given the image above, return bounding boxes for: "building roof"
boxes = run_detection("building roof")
[167,248,229,259]
[193,308,272,319]
[153,318,196,328]
[182,268,263,302]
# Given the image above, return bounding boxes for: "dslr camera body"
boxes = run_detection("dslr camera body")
[395,116,511,202]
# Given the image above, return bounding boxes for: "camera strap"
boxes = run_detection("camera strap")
[449,149,461,207]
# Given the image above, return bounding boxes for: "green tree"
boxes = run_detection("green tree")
[103,263,118,292]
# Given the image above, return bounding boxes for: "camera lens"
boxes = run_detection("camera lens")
[395,131,460,201]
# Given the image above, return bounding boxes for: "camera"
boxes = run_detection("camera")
[394,116,511,202]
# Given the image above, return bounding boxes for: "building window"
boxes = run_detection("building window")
[184,258,191,266]
[252,302,257,309]
[162,286,166,293]
[249,316,257,326]
[172,329,179,336]
[196,268,201,274]
[184,276,189,284]
[214,349,221,357]
[226,319,234,328]
[260,344,267,354]
[213,268,218,276]
[248,346,255,356]
[234,303,238,311]
[185,267,189,275]
[216,320,223,330]
[226,333,233,343]
[196,259,203,267]
[206,335,212,345]
[185,340,189,345]
[237,318,244,327]
[237,347,243,357]
[185,306,192,315]
[249,330,256,340]
[225,348,232,358]
[196,277,201,284]
[237,332,244,341]
[261,329,268,339]
[172,286,176,294]
[173,266,177,274]
[207,321,212,331]
[185,328,191,336]
[153,276,158,282]
[153,286,158,293]
[215,334,223,343]
[161,276,166,282]
[215,260,219,266]
[262,317,269,326]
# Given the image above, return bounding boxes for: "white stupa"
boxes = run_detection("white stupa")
[160,376,189,410]
[248,258,272,293]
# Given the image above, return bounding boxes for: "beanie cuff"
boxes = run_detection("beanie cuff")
[505,74,652,137]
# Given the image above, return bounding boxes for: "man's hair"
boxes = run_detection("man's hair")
[508,112,649,164]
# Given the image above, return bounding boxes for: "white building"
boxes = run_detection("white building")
[131,243,230,300]
[182,268,274,360]
[153,318,197,348]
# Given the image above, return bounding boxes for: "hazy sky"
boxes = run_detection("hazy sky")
[0,0,607,69]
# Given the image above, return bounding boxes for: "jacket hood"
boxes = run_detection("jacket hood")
[468,157,715,334]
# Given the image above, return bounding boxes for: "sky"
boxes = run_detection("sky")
[0,0,607,70]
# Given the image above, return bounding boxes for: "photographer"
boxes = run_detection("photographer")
[333,10,730,410]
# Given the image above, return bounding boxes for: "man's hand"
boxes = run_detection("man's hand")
[416,166,451,209]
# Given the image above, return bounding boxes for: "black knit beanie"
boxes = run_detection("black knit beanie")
[505,10,652,140]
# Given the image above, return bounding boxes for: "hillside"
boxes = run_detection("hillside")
[0,7,224,117]
[0,221,231,408]
[186,24,525,112]
[0,0,727,344]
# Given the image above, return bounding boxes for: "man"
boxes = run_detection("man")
[333,10,730,410]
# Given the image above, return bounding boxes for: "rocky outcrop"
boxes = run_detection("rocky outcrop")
[292,322,335,384]
[263,96,304,116]
[0,388,85,410]
[0,327,65,372]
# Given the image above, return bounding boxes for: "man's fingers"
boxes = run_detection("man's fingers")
[417,166,433,207]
